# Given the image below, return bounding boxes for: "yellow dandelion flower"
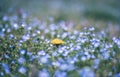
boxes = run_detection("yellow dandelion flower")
[51,38,65,45]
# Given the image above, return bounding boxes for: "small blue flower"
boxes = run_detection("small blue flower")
[37,50,46,56]
[0,72,4,76]
[20,49,26,55]
[54,70,67,77]
[114,73,120,77]
[4,54,10,59]
[18,66,27,74]
[2,63,10,74]
[27,51,32,56]
[0,32,4,37]
[93,59,100,69]
[38,69,49,77]
[18,57,26,64]
[9,34,14,39]
[78,67,95,77]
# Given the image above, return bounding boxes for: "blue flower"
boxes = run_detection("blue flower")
[18,66,27,74]
[2,63,10,74]
[17,57,26,64]
[20,49,26,55]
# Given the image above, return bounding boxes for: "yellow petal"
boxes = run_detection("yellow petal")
[51,39,65,44]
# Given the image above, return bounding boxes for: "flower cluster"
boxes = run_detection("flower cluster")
[0,14,120,77]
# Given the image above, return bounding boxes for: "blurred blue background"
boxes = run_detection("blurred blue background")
[0,0,120,36]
